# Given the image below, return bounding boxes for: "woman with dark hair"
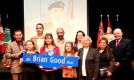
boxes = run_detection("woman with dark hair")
[96,37,115,80]
[39,33,60,80]
[74,30,85,53]
[74,30,86,80]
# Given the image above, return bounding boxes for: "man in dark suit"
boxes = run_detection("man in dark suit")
[43,1,74,40]
[109,28,133,80]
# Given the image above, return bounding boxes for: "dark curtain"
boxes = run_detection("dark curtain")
[89,1,134,59]
[0,0,24,41]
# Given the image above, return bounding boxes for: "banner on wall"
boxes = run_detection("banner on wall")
[24,0,87,41]
[22,52,79,69]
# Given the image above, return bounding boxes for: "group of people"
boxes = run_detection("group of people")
[5,23,133,80]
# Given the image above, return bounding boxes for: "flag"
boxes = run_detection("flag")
[69,0,73,27]
[3,14,12,68]
[116,21,119,28]
[0,19,6,54]
[116,15,119,28]
[97,19,104,47]
[4,15,11,46]
[106,18,112,34]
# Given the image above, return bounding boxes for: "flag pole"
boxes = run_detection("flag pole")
[100,15,102,21]
[116,15,118,21]
[6,14,8,29]
[6,14,8,19]
[107,15,109,34]
[0,14,1,21]
[100,15,103,35]
[107,15,109,20]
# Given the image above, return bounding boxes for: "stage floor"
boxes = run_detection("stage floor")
[0,62,10,72]
[0,61,11,80]
[0,60,134,80]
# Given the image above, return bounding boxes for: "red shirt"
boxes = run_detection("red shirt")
[40,47,60,56]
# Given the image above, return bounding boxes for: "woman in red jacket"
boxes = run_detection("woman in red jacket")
[40,33,60,80]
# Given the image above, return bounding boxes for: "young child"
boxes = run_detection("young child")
[19,40,38,80]
[61,42,78,80]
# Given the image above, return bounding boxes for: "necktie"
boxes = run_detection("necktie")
[19,42,24,50]
[116,40,119,47]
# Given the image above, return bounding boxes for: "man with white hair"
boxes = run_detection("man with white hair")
[109,28,133,80]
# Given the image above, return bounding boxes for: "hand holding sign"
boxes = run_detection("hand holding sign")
[22,52,79,69]
[19,58,23,65]
[60,66,72,69]
[41,68,56,72]
[19,50,26,56]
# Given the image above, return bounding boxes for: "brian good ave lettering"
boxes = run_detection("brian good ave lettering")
[27,55,74,65]
[50,57,65,64]
[33,55,48,62]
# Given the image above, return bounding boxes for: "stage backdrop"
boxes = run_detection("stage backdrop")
[24,0,87,41]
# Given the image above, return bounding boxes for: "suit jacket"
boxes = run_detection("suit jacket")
[5,41,25,73]
[43,21,74,40]
[30,36,38,51]
[78,47,99,80]
[96,46,115,73]
[109,38,133,71]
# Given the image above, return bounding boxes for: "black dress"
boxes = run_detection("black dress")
[99,51,111,80]
[21,52,39,80]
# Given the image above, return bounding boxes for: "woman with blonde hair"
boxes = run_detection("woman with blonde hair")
[61,42,78,80]
[19,40,39,80]
[78,36,99,80]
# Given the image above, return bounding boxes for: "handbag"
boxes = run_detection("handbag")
[99,67,108,77]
